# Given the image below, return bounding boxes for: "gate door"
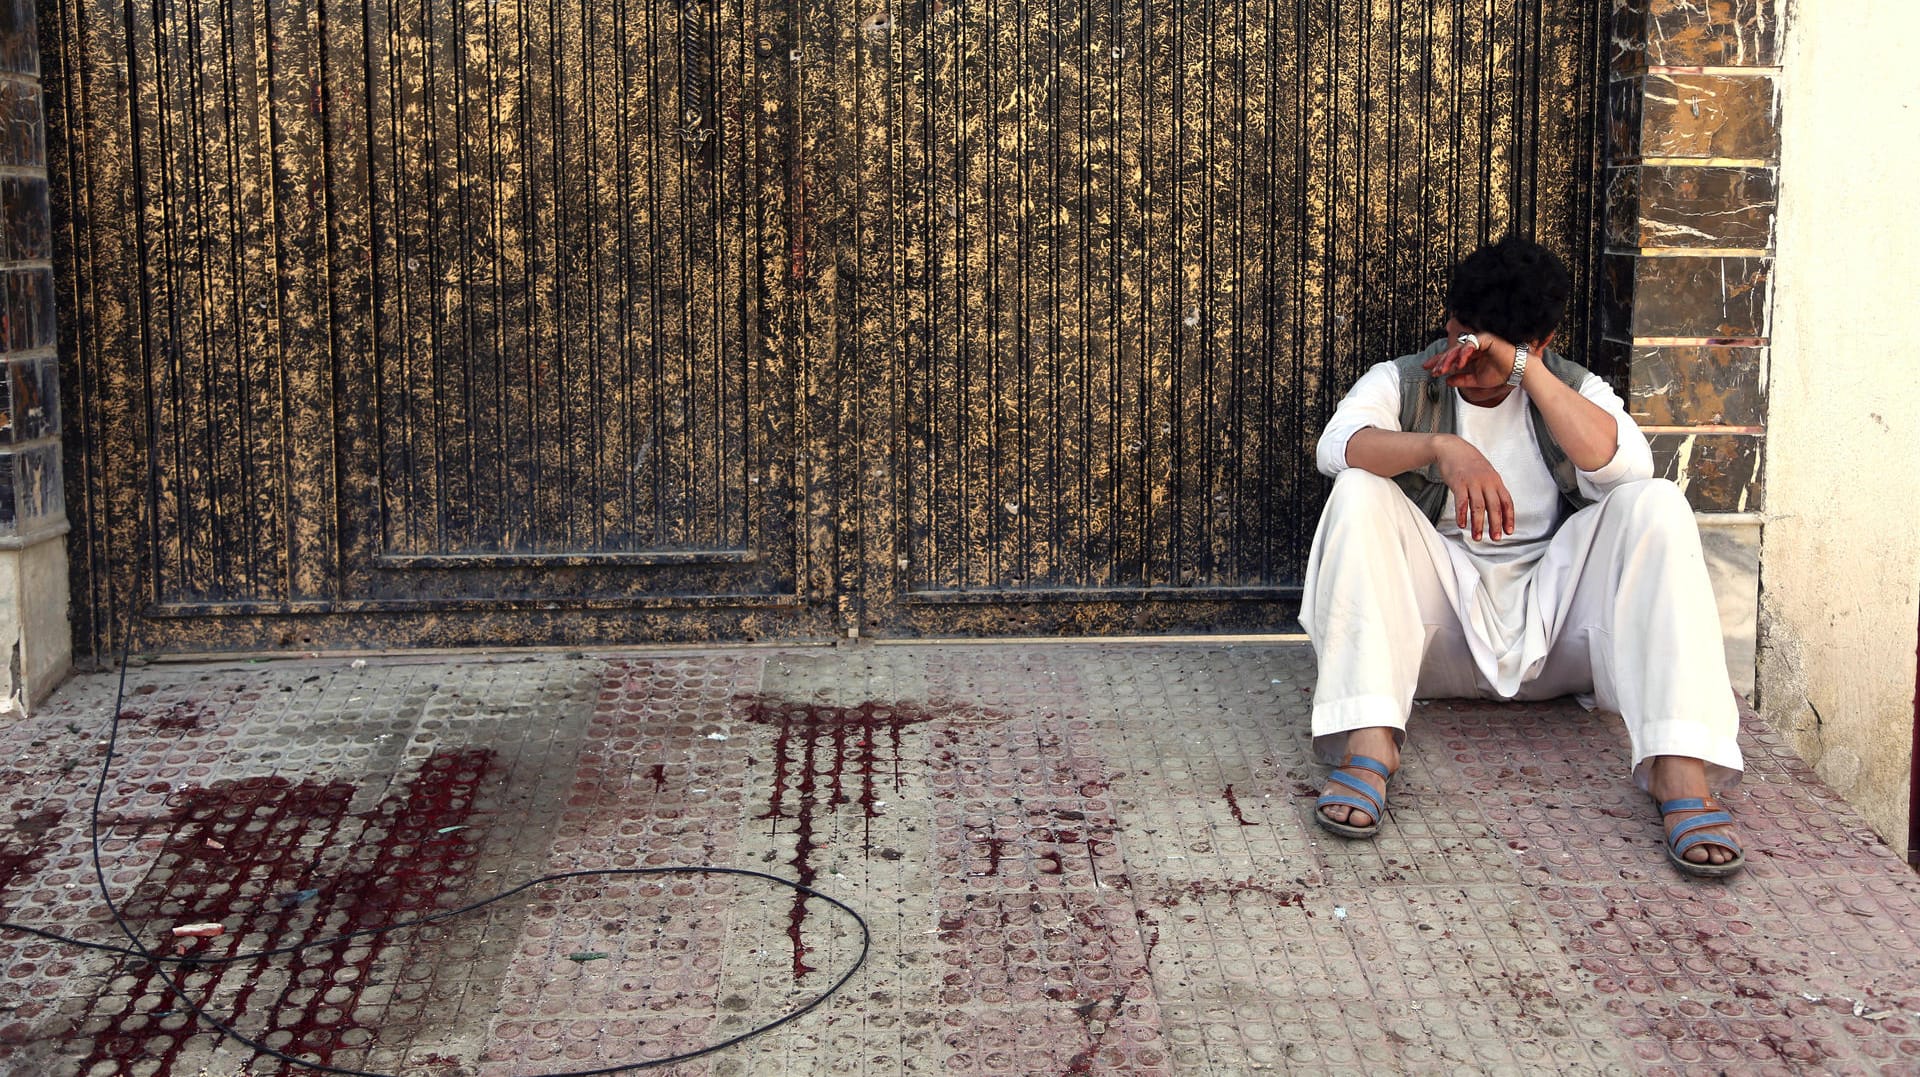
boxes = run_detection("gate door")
[829,0,1607,636]
[55,0,830,652]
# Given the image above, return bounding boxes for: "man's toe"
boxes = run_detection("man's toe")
[1319,803,1374,828]
[1682,827,1738,864]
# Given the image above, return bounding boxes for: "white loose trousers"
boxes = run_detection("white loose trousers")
[1299,470,1743,790]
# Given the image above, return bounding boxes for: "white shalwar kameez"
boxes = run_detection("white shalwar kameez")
[1299,360,1743,789]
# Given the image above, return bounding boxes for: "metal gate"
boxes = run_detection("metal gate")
[48,0,1606,655]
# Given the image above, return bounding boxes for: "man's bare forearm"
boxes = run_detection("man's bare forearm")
[1516,363,1617,471]
[1344,426,1515,539]
[1343,427,1441,478]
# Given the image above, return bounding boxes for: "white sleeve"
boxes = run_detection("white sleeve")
[1315,361,1404,478]
[1571,372,1656,498]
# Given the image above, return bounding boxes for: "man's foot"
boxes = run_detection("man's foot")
[1648,755,1745,877]
[1316,727,1400,836]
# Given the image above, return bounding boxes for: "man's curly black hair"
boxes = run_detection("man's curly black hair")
[1445,235,1572,346]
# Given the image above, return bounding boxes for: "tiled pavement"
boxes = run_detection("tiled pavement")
[0,643,1915,1076]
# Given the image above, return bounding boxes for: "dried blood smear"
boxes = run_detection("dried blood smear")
[73,749,497,1074]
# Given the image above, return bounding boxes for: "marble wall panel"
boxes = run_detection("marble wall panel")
[5,355,57,441]
[1637,74,1779,160]
[1629,345,1767,426]
[1610,0,1649,73]
[1607,77,1647,162]
[0,441,61,534]
[1613,0,1780,72]
[1650,432,1763,512]
[1608,253,1769,338]
[0,77,39,167]
[2,266,52,352]
[1610,166,1774,249]
[1588,338,1633,394]
[0,175,49,261]
[0,0,36,77]
[1604,168,1641,248]
[1598,254,1635,344]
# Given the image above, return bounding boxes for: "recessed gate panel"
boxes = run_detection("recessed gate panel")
[832,0,1606,634]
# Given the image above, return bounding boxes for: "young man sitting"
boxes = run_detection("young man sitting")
[1299,236,1745,878]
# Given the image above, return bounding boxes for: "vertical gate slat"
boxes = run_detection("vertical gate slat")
[918,5,954,591]
[547,0,582,551]
[1113,0,1154,591]
[847,0,897,632]
[985,0,1014,590]
[238,0,284,598]
[718,0,752,552]
[748,0,800,600]
[451,0,498,551]
[1044,3,1087,594]
[621,0,658,550]
[892,1,933,601]
[1168,0,1204,592]
[269,0,338,603]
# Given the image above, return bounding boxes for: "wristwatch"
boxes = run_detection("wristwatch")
[1506,344,1530,387]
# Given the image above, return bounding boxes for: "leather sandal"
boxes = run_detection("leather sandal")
[1314,755,1394,839]
[1659,796,1746,878]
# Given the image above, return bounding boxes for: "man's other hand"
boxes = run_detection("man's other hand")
[1433,434,1514,541]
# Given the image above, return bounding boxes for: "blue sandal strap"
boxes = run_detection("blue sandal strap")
[1343,755,1393,781]
[1662,802,1742,856]
[1667,811,1734,839]
[1673,828,1742,856]
[1315,793,1381,817]
[1670,815,1741,853]
[1325,770,1385,811]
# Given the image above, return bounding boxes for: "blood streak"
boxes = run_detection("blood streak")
[1223,784,1255,825]
[74,749,497,1074]
[737,697,936,979]
[976,832,1008,876]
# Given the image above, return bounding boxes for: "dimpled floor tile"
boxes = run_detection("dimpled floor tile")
[2,644,1920,1076]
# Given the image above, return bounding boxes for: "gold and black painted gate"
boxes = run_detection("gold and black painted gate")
[47,0,1605,655]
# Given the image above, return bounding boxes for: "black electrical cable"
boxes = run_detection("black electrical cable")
[0,635,872,1076]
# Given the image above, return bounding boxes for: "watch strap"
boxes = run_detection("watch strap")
[1506,344,1530,387]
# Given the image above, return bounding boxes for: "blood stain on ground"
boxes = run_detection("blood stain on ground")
[1222,784,1255,825]
[116,700,215,733]
[971,832,1008,877]
[1134,908,1161,965]
[735,696,947,979]
[1159,878,1307,909]
[72,748,497,1075]
[0,809,65,893]
[1061,985,1131,1075]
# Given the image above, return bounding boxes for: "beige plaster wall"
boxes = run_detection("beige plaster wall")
[1760,0,1920,854]
[0,537,72,713]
